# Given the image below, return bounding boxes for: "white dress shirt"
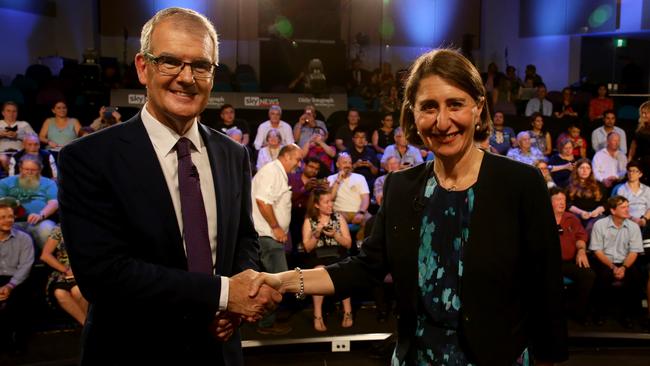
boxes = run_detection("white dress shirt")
[141,105,228,310]
[592,148,627,183]
[251,159,292,236]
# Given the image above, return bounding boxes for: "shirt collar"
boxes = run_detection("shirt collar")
[0,229,17,243]
[607,216,632,229]
[141,103,204,157]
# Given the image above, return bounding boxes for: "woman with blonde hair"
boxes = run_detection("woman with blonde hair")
[628,100,650,185]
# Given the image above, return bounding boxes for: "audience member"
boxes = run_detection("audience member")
[379,84,400,114]
[628,101,650,185]
[302,188,353,331]
[9,134,58,179]
[534,160,556,188]
[0,203,34,351]
[288,157,328,256]
[482,62,503,112]
[347,128,379,188]
[588,84,614,122]
[346,58,370,95]
[371,113,396,154]
[293,104,328,147]
[527,112,552,155]
[226,128,243,144]
[251,144,302,335]
[90,106,122,131]
[210,104,250,146]
[592,132,627,189]
[335,109,361,152]
[78,126,94,137]
[557,123,587,159]
[253,105,293,150]
[507,131,545,165]
[327,153,370,241]
[300,126,336,175]
[590,196,644,328]
[493,65,518,114]
[39,101,81,152]
[40,226,88,325]
[0,155,58,249]
[567,159,606,232]
[374,156,400,206]
[488,111,516,155]
[380,127,423,169]
[525,64,544,85]
[525,83,552,117]
[591,110,627,154]
[553,87,579,120]
[612,161,650,238]
[548,137,576,188]
[256,128,284,172]
[549,187,595,325]
[0,102,35,171]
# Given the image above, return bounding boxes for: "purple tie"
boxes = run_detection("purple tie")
[176,137,213,274]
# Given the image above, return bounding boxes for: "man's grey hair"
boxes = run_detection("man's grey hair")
[269,105,282,114]
[140,7,219,63]
[19,154,43,170]
[22,133,39,143]
[516,131,530,141]
[226,128,243,138]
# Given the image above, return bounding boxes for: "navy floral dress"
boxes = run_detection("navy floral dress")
[394,176,530,366]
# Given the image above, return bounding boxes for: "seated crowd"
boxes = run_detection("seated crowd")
[1,92,649,350]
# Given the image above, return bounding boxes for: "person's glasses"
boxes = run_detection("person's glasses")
[144,53,216,80]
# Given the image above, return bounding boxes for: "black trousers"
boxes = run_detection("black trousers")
[0,275,30,345]
[592,260,643,316]
[561,260,596,315]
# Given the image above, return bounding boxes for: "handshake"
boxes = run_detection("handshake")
[213,269,286,341]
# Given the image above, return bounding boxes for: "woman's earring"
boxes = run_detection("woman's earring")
[475,123,480,131]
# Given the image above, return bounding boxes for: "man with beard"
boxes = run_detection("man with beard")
[0,156,58,249]
[9,134,58,179]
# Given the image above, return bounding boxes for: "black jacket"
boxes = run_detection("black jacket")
[327,152,568,365]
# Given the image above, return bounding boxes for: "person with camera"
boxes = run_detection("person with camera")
[302,187,353,331]
[300,126,336,174]
[0,102,36,172]
[90,106,122,131]
[293,104,328,147]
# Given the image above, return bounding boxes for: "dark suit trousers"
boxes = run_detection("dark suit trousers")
[592,260,643,316]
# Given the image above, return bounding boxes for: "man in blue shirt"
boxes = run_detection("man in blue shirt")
[589,195,644,327]
[0,155,58,249]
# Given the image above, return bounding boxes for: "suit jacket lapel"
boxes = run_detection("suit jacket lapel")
[198,124,229,273]
[117,115,185,265]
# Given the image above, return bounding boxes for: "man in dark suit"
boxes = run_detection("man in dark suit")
[58,7,279,365]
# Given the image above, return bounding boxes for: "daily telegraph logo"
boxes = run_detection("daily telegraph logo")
[244,96,280,107]
[298,96,335,108]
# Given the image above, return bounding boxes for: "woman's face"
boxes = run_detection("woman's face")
[532,116,544,130]
[52,102,68,118]
[316,193,333,216]
[561,141,574,156]
[577,162,591,180]
[568,126,580,138]
[640,108,650,124]
[412,75,482,159]
[267,132,281,148]
[382,116,394,128]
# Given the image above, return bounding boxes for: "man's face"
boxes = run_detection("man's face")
[0,207,14,233]
[386,157,400,172]
[394,131,407,147]
[283,150,302,173]
[348,111,360,125]
[537,86,547,99]
[611,200,630,220]
[2,105,17,123]
[19,161,41,179]
[551,193,566,215]
[303,161,320,178]
[606,134,620,151]
[603,113,616,128]
[493,112,504,126]
[568,126,580,138]
[518,134,531,150]
[23,138,40,154]
[352,132,366,148]
[220,107,235,124]
[135,19,215,127]
[337,156,352,175]
[269,109,281,123]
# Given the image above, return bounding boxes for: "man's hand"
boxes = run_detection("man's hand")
[352,213,364,224]
[272,227,288,243]
[304,178,318,191]
[227,269,282,321]
[27,213,43,225]
[249,272,285,298]
[613,266,625,280]
[575,250,590,268]
[0,285,12,301]
[210,312,241,342]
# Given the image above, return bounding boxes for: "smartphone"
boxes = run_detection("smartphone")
[104,106,117,119]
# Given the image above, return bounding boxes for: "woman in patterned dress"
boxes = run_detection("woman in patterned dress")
[253,49,568,366]
[40,226,88,325]
[301,188,352,331]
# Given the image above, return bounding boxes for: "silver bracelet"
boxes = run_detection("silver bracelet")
[294,267,305,300]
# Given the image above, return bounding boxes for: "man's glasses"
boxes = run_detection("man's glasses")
[144,53,216,80]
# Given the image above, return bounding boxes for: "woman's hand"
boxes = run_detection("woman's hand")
[580,211,591,220]
[48,141,59,148]
[322,227,336,237]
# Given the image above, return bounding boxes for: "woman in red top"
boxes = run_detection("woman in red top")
[588,84,614,122]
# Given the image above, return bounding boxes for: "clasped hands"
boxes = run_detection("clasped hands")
[213,269,285,341]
